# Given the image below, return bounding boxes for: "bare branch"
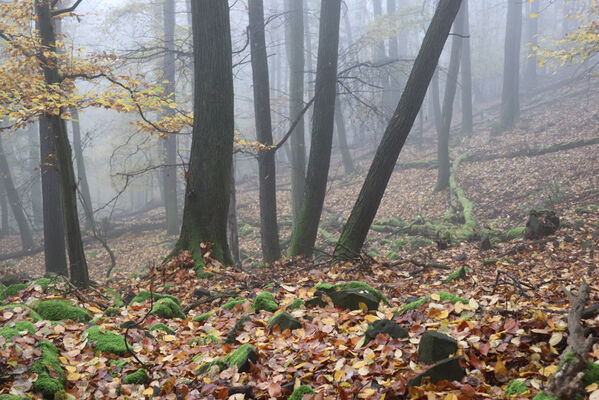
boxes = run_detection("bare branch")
[51,0,84,17]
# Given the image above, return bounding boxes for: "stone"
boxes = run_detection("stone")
[328,288,379,311]
[268,311,301,332]
[224,344,258,373]
[305,296,327,308]
[364,319,408,344]
[418,331,458,364]
[526,210,560,239]
[35,300,91,322]
[407,357,466,389]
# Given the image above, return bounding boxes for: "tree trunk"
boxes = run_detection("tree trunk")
[228,158,241,269]
[172,0,234,267]
[335,93,356,175]
[498,0,522,133]
[288,0,341,257]
[162,0,179,236]
[0,134,34,250]
[460,0,473,135]
[28,122,43,228]
[285,0,306,229]
[431,68,443,134]
[69,107,94,229]
[0,185,7,238]
[435,3,464,191]
[524,0,539,90]
[334,0,462,260]
[36,0,88,287]
[248,0,280,264]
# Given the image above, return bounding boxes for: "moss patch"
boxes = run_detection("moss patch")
[103,307,121,317]
[189,334,219,346]
[288,385,315,400]
[0,395,29,400]
[505,380,528,396]
[584,361,599,385]
[0,303,42,322]
[399,291,468,314]
[84,325,129,356]
[105,289,124,307]
[0,320,35,341]
[5,283,27,297]
[224,343,258,371]
[222,297,246,310]
[123,369,149,385]
[253,291,278,312]
[197,358,227,374]
[192,312,211,322]
[287,298,304,310]
[443,266,468,283]
[129,290,180,305]
[150,323,176,335]
[34,278,52,290]
[151,298,186,319]
[31,340,65,399]
[504,226,526,240]
[532,393,557,400]
[35,300,91,322]
[315,281,388,305]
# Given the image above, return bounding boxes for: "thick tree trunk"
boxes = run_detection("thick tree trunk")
[28,122,43,228]
[248,0,280,264]
[498,0,522,133]
[334,0,462,260]
[162,0,179,236]
[172,0,234,267]
[288,0,341,257]
[36,0,88,287]
[460,0,473,135]
[524,0,539,90]
[69,107,94,229]
[435,3,464,191]
[285,0,306,229]
[0,134,34,250]
[334,94,356,175]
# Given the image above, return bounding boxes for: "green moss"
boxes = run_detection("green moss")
[287,298,304,310]
[192,312,211,322]
[504,226,526,240]
[315,281,388,305]
[222,297,246,310]
[35,300,91,322]
[399,297,428,313]
[239,224,253,236]
[437,291,468,304]
[584,361,599,385]
[532,393,557,400]
[0,283,5,300]
[409,236,434,250]
[123,369,149,385]
[197,358,227,374]
[31,340,65,399]
[189,334,219,346]
[443,266,468,284]
[0,303,42,322]
[253,291,279,313]
[483,258,498,265]
[129,291,180,306]
[224,343,256,369]
[35,278,52,290]
[84,325,129,356]
[103,307,121,317]
[5,283,27,297]
[0,320,35,341]
[386,251,401,260]
[505,380,528,396]
[150,323,176,335]
[108,359,129,368]
[151,298,186,319]
[374,217,402,227]
[0,395,29,400]
[318,228,338,244]
[399,291,468,314]
[106,289,124,307]
[287,385,315,400]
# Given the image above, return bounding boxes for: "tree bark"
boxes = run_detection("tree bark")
[69,107,94,229]
[162,0,179,236]
[460,0,473,135]
[172,0,234,267]
[334,0,463,260]
[335,93,356,175]
[285,0,306,229]
[36,0,88,287]
[0,134,34,250]
[0,185,7,238]
[228,158,241,269]
[28,122,43,228]
[288,0,341,257]
[430,68,442,134]
[248,0,280,264]
[498,0,522,133]
[524,0,539,90]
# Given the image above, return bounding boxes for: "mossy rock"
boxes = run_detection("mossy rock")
[0,320,35,342]
[189,335,218,346]
[150,323,176,335]
[197,359,227,374]
[35,300,91,322]
[105,289,125,307]
[5,283,27,297]
[224,316,251,344]
[268,312,301,332]
[443,266,468,284]
[287,385,315,400]
[364,319,408,345]
[532,393,557,400]
[31,340,65,399]
[315,281,388,305]
[222,297,246,310]
[84,325,129,356]
[0,303,42,322]
[407,357,466,389]
[123,369,149,385]
[151,298,186,319]
[504,226,526,241]
[34,278,53,290]
[103,307,121,317]
[328,288,379,311]
[418,331,458,364]
[286,298,304,310]
[129,290,180,306]
[399,291,468,314]
[253,291,278,313]
[224,344,258,373]
[505,380,528,396]
[192,312,211,322]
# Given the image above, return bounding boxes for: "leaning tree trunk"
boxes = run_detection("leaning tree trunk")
[285,0,306,229]
[248,0,280,264]
[162,0,179,236]
[498,0,522,134]
[335,93,356,175]
[172,0,234,268]
[288,0,341,257]
[69,107,94,229]
[0,134,34,250]
[460,0,473,135]
[36,0,88,287]
[435,2,464,191]
[334,0,463,260]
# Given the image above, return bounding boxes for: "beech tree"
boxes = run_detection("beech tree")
[460,0,473,135]
[498,0,522,133]
[334,0,463,260]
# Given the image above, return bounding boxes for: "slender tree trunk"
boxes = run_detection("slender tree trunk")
[249,0,280,264]
[460,0,473,135]
[0,134,34,250]
[172,0,234,267]
[431,68,442,133]
[28,122,43,228]
[228,158,241,269]
[335,93,356,175]
[288,0,341,257]
[285,0,306,229]
[435,7,464,191]
[36,0,88,287]
[334,0,463,260]
[498,0,522,133]
[162,0,179,236]
[384,0,400,114]
[0,185,7,238]
[69,107,94,229]
[525,0,539,90]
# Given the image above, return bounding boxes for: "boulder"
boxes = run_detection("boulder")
[418,331,458,364]
[364,319,408,344]
[268,312,302,332]
[526,210,560,239]
[328,288,379,311]
[224,344,258,373]
[407,357,466,389]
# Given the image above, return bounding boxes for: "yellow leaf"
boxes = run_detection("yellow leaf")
[163,334,177,342]
[65,366,77,373]
[143,387,155,396]
[364,315,378,323]
[444,394,458,400]
[322,317,335,326]
[87,306,103,314]
[542,364,558,377]
[431,293,441,302]
[358,388,376,398]
[549,332,563,347]
[454,302,464,314]
[530,12,539,18]
[358,302,368,311]
[334,368,345,381]
[67,372,81,380]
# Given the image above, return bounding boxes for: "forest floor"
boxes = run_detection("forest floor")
[1,77,599,399]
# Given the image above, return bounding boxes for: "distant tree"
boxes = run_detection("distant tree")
[171,0,234,267]
[334,93,356,176]
[27,122,43,228]
[498,0,522,134]
[430,68,442,134]
[334,0,463,260]
[0,185,7,238]
[69,107,94,229]
[248,0,280,264]
[288,0,342,257]
[460,0,473,135]
[524,0,539,90]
